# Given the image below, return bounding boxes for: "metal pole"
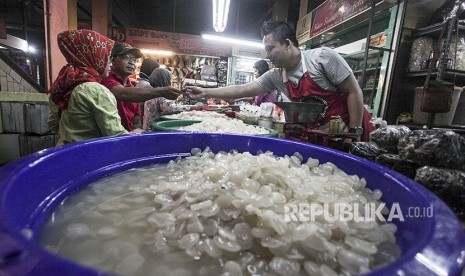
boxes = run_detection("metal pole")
[360,0,376,89]
[173,0,176,33]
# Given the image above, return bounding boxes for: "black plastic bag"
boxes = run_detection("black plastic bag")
[349,142,388,161]
[370,125,411,153]
[415,166,465,219]
[375,154,420,179]
[398,129,465,170]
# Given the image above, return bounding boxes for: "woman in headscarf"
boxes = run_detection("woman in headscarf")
[142,68,202,130]
[47,29,127,145]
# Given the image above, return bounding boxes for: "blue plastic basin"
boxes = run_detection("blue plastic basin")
[0,132,464,275]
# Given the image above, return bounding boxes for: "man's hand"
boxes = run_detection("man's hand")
[159,86,182,100]
[186,86,206,99]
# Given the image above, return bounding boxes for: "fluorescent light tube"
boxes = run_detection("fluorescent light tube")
[140,49,175,56]
[212,0,231,32]
[202,34,263,48]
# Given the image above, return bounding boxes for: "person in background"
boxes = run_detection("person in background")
[16,54,33,76]
[136,58,160,123]
[101,43,181,131]
[47,29,127,145]
[232,60,277,105]
[142,68,202,130]
[136,58,160,88]
[251,59,278,105]
[187,20,374,141]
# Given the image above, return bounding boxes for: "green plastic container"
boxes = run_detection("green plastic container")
[159,115,196,121]
[152,120,278,137]
[152,120,202,130]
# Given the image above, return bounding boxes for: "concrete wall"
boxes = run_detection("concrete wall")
[0,59,40,93]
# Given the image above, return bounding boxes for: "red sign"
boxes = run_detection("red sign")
[311,0,372,37]
[110,27,232,57]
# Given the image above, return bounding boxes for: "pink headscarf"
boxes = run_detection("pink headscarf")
[47,29,114,109]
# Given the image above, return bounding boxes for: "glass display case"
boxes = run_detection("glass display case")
[229,56,258,85]
[405,20,465,127]
[344,49,385,110]
[303,0,402,117]
[407,22,465,83]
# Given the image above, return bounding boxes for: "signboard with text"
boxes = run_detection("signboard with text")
[110,27,232,57]
[232,46,265,59]
[311,0,371,37]
[296,12,312,45]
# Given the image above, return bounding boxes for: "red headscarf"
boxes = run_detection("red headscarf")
[47,29,114,109]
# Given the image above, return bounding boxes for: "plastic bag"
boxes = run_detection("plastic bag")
[415,166,465,219]
[200,65,217,81]
[375,154,420,178]
[259,102,274,117]
[349,142,388,161]
[370,125,411,153]
[398,129,465,170]
[370,117,388,128]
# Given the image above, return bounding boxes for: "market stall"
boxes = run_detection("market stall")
[109,27,232,89]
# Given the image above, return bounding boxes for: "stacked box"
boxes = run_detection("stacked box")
[1,102,25,133]
[25,103,50,134]
[0,134,20,165]
[19,134,57,157]
[1,102,50,134]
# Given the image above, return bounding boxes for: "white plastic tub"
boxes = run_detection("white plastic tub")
[413,86,462,125]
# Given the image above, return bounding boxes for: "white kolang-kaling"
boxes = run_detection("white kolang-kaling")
[164,110,228,120]
[180,117,269,135]
[39,148,400,276]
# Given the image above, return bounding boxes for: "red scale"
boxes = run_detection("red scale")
[275,102,359,151]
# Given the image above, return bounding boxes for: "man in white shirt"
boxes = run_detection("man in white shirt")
[186,20,374,141]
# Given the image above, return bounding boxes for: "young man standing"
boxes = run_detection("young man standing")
[186,20,374,141]
[101,43,181,131]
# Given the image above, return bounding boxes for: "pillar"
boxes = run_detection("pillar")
[68,0,77,30]
[92,0,111,37]
[272,0,289,21]
[42,0,77,89]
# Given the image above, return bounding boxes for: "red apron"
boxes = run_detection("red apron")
[286,61,374,142]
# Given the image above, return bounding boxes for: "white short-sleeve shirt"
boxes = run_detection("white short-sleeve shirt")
[254,47,352,100]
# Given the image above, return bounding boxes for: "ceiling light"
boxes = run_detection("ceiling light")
[202,34,263,48]
[27,45,36,53]
[140,49,174,56]
[212,0,230,32]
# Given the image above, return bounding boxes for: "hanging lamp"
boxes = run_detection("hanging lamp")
[212,0,230,32]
